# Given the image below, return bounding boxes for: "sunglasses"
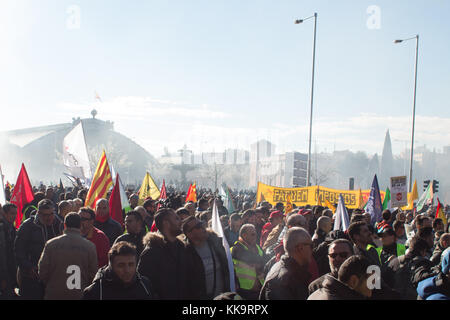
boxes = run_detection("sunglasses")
[328,252,350,259]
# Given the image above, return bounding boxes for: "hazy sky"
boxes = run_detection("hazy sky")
[1,0,450,158]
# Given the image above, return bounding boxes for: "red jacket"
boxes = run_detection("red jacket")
[88,227,110,268]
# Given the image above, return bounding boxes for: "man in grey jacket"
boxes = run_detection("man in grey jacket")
[38,212,98,300]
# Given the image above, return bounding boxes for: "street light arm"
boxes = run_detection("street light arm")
[294,14,316,24]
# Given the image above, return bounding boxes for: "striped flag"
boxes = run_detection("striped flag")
[84,150,113,209]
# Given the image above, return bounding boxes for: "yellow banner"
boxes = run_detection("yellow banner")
[256,182,385,210]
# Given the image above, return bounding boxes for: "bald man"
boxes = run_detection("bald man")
[94,199,123,246]
[260,227,313,300]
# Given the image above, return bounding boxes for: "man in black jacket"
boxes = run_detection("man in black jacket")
[137,208,192,299]
[259,227,312,300]
[14,199,62,299]
[182,216,231,299]
[94,198,123,246]
[308,255,372,300]
[114,210,146,257]
[83,241,154,300]
[0,203,18,298]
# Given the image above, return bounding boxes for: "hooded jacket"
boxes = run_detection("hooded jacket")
[307,274,368,300]
[114,229,146,257]
[83,265,153,300]
[137,232,192,299]
[184,230,231,299]
[259,254,311,300]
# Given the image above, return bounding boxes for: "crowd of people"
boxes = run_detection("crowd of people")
[0,183,449,300]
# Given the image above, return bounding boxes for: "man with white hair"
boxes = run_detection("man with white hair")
[259,227,312,300]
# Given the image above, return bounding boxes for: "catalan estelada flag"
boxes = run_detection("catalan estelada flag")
[85,150,113,209]
[138,172,160,205]
[186,182,197,203]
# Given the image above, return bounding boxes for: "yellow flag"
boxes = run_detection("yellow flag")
[325,198,336,214]
[316,186,322,206]
[85,150,113,208]
[401,180,418,211]
[138,172,160,205]
[358,189,364,209]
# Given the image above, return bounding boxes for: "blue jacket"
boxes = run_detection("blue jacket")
[417,275,450,300]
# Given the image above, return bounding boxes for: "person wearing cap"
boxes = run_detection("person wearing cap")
[375,226,406,267]
[260,211,284,248]
[417,247,450,300]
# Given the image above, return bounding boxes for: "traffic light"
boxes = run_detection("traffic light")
[423,180,430,191]
[433,180,439,193]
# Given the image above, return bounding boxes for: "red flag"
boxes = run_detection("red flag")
[109,173,124,228]
[10,163,35,229]
[185,183,197,203]
[157,179,167,211]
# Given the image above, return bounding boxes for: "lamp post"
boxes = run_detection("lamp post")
[295,12,317,187]
[394,35,419,192]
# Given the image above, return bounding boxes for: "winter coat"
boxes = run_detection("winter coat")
[83,266,153,300]
[385,254,436,300]
[137,232,192,299]
[430,243,446,266]
[417,273,450,300]
[262,224,284,251]
[38,228,98,300]
[114,230,146,257]
[14,214,62,276]
[308,272,337,296]
[259,255,310,300]
[308,274,368,300]
[94,217,123,246]
[312,229,327,249]
[0,216,17,292]
[184,230,231,299]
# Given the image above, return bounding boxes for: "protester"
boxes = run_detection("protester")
[375,226,406,266]
[94,198,123,246]
[79,207,110,268]
[83,241,154,300]
[348,222,381,267]
[308,255,373,300]
[385,236,435,299]
[137,208,191,299]
[14,199,62,299]
[417,248,450,300]
[38,213,98,300]
[231,224,266,300]
[430,233,450,266]
[223,213,242,247]
[260,210,284,248]
[308,239,354,295]
[260,227,312,300]
[312,216,332,249]
[135,205,153,232]
[57,200,72,220]
[0,203,18,298]
[182,216,231,299]
[114,210,147,257]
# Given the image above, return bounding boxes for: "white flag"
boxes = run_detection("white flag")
[118,174,131,212]
[212,200,236,292]
[0,165,6,205]
[63,122,92,183]
[333,194,350,232]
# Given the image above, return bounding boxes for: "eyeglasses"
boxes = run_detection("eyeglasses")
[328,252,350,259]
